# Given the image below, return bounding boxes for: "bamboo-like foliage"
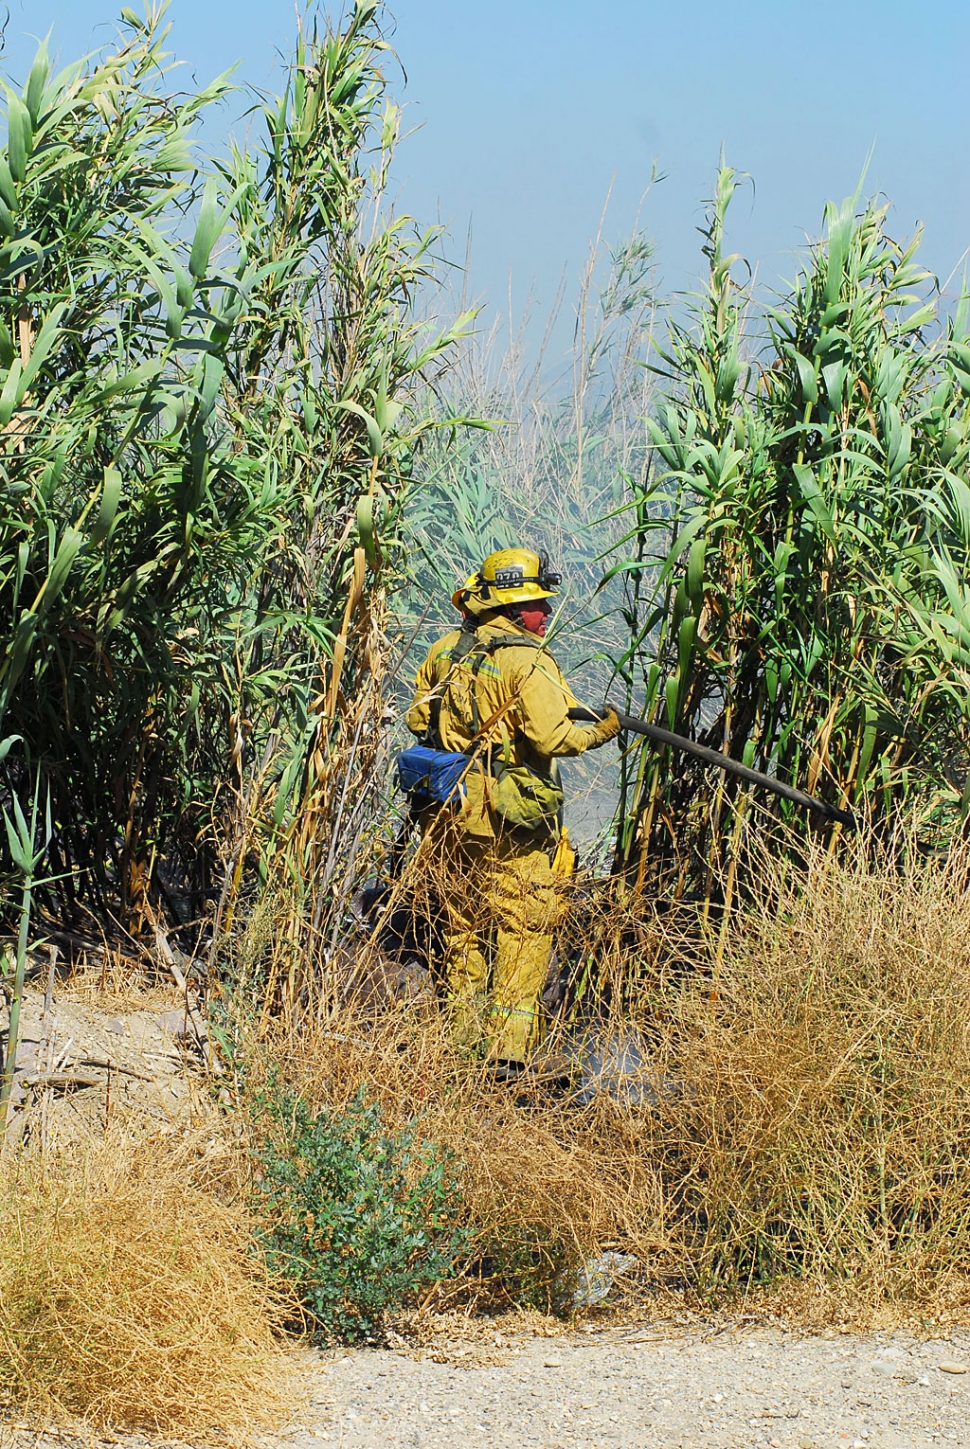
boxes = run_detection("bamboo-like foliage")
[405,233,654,594]
[0,2,469,930]
[399,234,657,742]
[610,169,970,895]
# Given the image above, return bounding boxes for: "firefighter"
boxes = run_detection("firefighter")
[405,547,620,1076]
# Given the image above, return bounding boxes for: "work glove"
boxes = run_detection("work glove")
[585,708,622,747]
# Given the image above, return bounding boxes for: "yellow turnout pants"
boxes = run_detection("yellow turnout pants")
[431,824,570,1062]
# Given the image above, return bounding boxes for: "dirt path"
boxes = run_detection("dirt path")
[280,1325,970,1449]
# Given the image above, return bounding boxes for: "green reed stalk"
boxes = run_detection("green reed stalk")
[0,778,49,1129]
[607,167,970,900]
[0,3,471,949]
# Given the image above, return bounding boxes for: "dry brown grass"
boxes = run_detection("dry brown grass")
[244,1001,659,1310]
[0,1127,295,1437]
[638,821,970,1312]
[239,817,970,1325]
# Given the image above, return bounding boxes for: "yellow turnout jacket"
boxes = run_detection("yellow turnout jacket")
[406,613,605,838]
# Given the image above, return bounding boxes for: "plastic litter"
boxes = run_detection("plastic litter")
[572,1250,639,1306]
[562,1024,680,1107]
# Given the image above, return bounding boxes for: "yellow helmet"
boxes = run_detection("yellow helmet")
[451,547,561,614]
[451,573,486,615]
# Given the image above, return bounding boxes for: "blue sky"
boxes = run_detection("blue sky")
[4,0,968,360]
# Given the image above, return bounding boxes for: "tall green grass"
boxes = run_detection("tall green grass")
[0,3,469,934]
[402,230,655,650]
[608,169,970,894]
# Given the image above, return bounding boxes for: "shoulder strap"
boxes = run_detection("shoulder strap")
[453,626,486,661]
[428,627,545,745]
[469,647,488,735]
[468,630,544,735]
[483,635,543,653]
[428,626,483,746]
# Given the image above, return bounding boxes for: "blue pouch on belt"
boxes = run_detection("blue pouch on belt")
[396,745,469,805]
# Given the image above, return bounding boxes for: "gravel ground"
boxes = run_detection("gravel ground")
[279,1325,970,1449]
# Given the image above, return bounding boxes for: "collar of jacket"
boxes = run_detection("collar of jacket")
[472,613,544,644]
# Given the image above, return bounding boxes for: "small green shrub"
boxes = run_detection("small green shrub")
[473,1229,581,1315]
[249,1085,468,1342]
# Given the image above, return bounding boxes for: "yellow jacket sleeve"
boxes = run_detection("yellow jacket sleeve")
[503,647,606,758]
[405,634,462,740]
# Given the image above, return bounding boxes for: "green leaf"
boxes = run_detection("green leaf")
[855,705,879,792]
[792,463,837,545]
[664,672,680,730]
[888,420,912,480]
[337,399,383,458]
[189,180,223,281]
[821,359,847,413]
[94,359,162,403]
[0,614,38,700]
[657,511,709,589]
[24,39,50,126]
[3,808,31,873]
[36,528,83,615]
[198,354,224,416]
[175,263,194,309]
[187,180,248,284]
[19,302,65,393]
[686,535,706,603]
[677,615,697,679]
[791,351,818,406]
[0,359,22,427]
[89,468,123,547]
[0,158,17,211]
[356,494,378,566]
[0,735,22,764]
[6,93,32,183]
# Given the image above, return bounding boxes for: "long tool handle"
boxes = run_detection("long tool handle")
[569,705,856,829]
